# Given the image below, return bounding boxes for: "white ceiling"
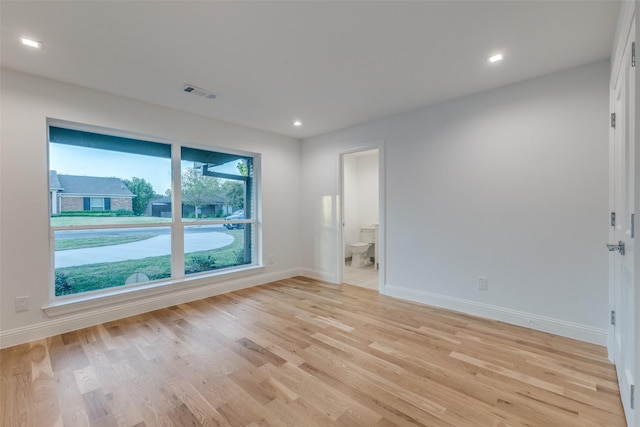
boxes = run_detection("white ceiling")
[1,1,620,139]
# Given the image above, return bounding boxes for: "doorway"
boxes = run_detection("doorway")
[340,147,382,291]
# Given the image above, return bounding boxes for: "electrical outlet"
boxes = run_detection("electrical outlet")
[478,277,488,291]
[15,296,29,312]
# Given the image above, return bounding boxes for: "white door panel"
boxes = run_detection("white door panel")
[610,17,636,427]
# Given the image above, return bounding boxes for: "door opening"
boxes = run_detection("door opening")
[340,148,381,291]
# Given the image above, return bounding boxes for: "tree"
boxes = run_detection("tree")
[237,160,248,177]
[123,177,155,215]
[222,180,244,211]
[181,167,219,218]
[215,160,248,211]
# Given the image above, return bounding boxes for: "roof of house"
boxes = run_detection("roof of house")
[151,197,172,204]
[52,173,134,197]
[50,170,62,190]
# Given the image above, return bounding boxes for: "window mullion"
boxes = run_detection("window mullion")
[244,160,253,264]
[171,143,185,279]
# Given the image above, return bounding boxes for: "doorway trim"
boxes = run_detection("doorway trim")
[337,139,385,293]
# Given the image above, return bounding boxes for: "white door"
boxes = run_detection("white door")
[610,18,636,426]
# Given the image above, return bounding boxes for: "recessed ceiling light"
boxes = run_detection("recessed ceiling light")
[293,121,302,127]
[21,38,42,49]
[488,53,503,63]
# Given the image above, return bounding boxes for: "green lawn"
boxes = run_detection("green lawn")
[55,230,247,296]
[55,234,157,251]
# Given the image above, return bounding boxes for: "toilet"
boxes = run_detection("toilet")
[350,226,376,267]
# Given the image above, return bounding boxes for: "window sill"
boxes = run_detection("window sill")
[43,265,265,317]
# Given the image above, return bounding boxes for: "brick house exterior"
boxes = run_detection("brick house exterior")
[50,171,134,214]
[146,196,231,218]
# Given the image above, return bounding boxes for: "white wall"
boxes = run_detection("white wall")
[356,153,379,227]
[302,61,610,344]
[0,69,301,347]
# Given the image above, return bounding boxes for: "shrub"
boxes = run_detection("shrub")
[113,209,135,216]
[55,272,75,296]
[234,249,246,265]
[58,211,116,217]
[185,254,216,274]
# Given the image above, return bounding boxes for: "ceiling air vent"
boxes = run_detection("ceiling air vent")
[183,84,217,100]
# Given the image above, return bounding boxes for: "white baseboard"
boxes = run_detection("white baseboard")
[0,268,301,349]
[3,272,607,349]
[384,284,607,346]
[298,268,337,284]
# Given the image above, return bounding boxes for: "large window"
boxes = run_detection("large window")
[49,123,258,298]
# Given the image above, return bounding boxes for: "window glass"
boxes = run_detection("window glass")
[183,225,253,275]
[50,126,172,296]
[179,147,252,221]
[180,146,255,275]
[90,197,105,211]
[54,227,171,296]
[50,127,172,227]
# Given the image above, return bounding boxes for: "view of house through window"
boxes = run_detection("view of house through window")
[50,125,257,297]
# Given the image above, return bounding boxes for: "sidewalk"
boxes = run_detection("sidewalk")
[55,231,234,268]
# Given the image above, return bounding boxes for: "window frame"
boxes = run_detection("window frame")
[47,119,262,306]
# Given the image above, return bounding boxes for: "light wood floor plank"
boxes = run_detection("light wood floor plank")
[0,277,626,426]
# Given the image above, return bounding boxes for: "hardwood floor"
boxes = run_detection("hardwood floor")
[1,277,626,426]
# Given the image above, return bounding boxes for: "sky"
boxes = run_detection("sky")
[50,144,244,195]
[50,144,172,194]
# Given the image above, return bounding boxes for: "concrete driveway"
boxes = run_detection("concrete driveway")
[55,231,234,268]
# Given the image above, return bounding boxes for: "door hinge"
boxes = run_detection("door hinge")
[632,41,636,67]
[611,310,616,326]
[631,384,635,409]
[632,213,635,238]
[611,212,616,227]
[611,113,616,129]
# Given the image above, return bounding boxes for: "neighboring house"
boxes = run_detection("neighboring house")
[146,196,231,218]
[50,171,134,214]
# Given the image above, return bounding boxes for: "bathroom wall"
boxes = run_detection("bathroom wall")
[356,152,379,227]
[301,61,610,344]
[343,150,379,258]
